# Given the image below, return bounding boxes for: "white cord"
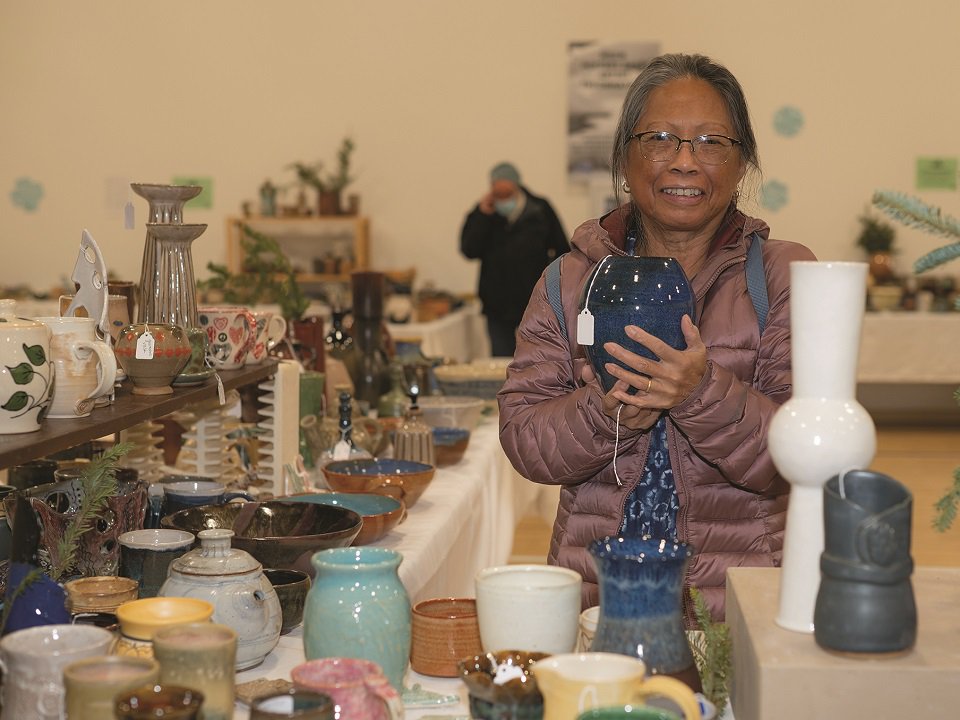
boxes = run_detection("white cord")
[583,255,613,314]
[614,402,624,487]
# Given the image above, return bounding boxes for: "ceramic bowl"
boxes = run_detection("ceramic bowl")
[116,596,215,641]
[458,650,549,719]
[280,492,405,545]
[64,575,139,614]
[263,568,311,635]
[322,459,436,508]
[418,396,485,431]
[160,500,363,577]
[434,360,509,401]
[432,426,471,467]
[113,322,192,396]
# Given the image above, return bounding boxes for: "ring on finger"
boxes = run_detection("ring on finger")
[645,377,652,393]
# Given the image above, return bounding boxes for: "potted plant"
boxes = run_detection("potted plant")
[856,212,898,283]
[291,137,355,216]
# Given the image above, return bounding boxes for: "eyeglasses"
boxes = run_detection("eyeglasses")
[629,131,742,166]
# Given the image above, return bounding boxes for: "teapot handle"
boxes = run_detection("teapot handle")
[632,675,702,720]
[364,674,404,720]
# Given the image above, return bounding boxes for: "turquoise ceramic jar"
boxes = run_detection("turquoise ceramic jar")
[303,547,411,691]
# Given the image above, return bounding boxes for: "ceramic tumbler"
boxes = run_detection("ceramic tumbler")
[249,689,335,719]
[119,528,196,599]
[410,597,483,677]
[248,309,288,364]
[0,624,115,719]
[153,622,238,720]
[198,305,257,370]
[114,684,204,719]
[474,564,582,654]
[34,316,117,418]
[63,655,160,720]
[264,568,311,634]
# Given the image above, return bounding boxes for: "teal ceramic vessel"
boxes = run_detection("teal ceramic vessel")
[303,547,411,691]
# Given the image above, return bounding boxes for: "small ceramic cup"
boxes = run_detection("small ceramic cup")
[114,684,204,720]
[153,622,238,720]
[161,477,255,516]
[119,528,196,599]
[264,568,311,634]
[64,575,139,614]
[249,689,335,720]
[247,309,288,365]
[63,655,161,720]
[198,305,257,370]
[475,564,583,654]
[410,597,483,677]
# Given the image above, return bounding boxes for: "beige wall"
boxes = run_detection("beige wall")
[2,0,959,297]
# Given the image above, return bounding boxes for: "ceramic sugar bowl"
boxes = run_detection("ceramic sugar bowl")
[0,299,54,434]
[158,528,282,670]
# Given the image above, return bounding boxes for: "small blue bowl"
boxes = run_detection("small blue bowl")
[280,493,405,545]
[432,427,471,467]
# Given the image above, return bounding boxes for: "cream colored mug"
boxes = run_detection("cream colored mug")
[34,316,117,417]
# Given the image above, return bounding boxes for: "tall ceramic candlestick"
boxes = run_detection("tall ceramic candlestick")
[768,261,876,633]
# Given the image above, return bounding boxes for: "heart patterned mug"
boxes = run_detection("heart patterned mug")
[198,306,256,371]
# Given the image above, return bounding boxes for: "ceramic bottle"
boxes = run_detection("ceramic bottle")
[158,528,282,670]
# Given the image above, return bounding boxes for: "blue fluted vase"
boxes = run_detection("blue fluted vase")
[579,256,694,393]
[303,547,411,691]
[589,536,700,690]
[2,562,70,635]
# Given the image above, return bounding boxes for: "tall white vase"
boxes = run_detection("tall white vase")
[768,261,876,633]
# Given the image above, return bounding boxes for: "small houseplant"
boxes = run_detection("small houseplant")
[291,136,356,216]
[872,190,960,530]
[856,212,898,283]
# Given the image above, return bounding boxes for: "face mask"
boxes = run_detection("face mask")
[494,198,517,217]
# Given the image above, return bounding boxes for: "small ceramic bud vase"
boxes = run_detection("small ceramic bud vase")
[0,299,54,434]
[114,322,192,395]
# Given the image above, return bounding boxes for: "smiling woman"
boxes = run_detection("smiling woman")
[498,52,817,624]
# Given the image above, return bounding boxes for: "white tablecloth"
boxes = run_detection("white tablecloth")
[858,312,960,384]
[387,303,490,363]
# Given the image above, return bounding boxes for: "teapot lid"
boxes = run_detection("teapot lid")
[0,299,47,331]
[169,528,262,576]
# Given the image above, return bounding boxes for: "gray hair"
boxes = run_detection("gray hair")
[611,53,760,206]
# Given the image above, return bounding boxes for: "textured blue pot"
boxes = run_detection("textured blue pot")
[2,561,70,635]
[303,547,411,691]
[579,256,694,393]
[589,536,694,676]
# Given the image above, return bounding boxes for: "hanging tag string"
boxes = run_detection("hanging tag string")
[578,255,613,347]
[613,403,624,487]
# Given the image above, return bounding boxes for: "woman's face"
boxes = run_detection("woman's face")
[625,77,746,238]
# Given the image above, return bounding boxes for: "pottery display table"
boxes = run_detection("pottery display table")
[858,312,960,384]
[387,301,490,363]
[726,566,960,720]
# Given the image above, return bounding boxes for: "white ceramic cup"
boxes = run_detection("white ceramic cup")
[34,316,117,418]
[247,310,287,365]
[474,564,582,654]
[0,623,116,719]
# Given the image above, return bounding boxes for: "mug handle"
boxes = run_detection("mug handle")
[632,675,703,719]
[73,339,118,412]
[364,673,404,720]
[266,315,288,349]
[240,310,258,363]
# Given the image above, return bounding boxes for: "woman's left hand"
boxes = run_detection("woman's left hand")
[603,315,707,410]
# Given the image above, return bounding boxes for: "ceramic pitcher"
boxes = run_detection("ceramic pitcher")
[532,653,702,720]
[303,547,411,691]
[0,299,54,434]
[34,316,117,418]
[589,537,699,690]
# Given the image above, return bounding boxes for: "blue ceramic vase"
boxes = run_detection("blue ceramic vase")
[2,562,70,635]
[303,547,411,691]
[579,256,694,393]
[589,537,697,683]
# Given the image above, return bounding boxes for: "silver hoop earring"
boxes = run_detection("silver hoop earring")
[622,182,631,193]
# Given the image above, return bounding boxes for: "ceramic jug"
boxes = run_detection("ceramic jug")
[303,547,411,691]
[814,469,916,653]
[589,536,700,691]
[158,528,282,670]
[531,653,702,720]
[34,316,117,418]
[0,299,54,434]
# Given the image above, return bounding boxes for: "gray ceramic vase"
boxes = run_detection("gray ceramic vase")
[814,469,916,653]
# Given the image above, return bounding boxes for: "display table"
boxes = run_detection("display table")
[726,566,960,720]
[387,303,490,363]
[858,312,960,384]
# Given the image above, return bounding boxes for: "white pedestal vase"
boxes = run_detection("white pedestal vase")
[768,261,877,633]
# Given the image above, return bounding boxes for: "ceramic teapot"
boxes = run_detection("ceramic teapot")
[158,528,282,670]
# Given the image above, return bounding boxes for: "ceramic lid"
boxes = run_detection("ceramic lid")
[168,528,262,576]
[0,299,46,330]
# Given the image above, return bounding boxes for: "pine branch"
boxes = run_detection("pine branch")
[689,587,732,715]
[0,566,44,634]
[871,191,960,274]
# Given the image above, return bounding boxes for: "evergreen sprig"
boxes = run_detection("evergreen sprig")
[689,587,732,716]
[871,190,960,273]
[0,566,43,634]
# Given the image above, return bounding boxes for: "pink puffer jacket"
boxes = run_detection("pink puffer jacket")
[498,207,817,621]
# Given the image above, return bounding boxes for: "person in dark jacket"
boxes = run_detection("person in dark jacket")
[460,162,569,356]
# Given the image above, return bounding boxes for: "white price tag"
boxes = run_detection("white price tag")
[577,309,595,346]
[135,328,155,359]
[123,201,135,230]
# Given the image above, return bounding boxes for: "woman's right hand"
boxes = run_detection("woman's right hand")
[581,363,660,431]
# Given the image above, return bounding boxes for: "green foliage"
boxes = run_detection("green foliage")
[856,213,896,254]
[689,587,732,715]
[290,137,355,193]
[199,223,309,322]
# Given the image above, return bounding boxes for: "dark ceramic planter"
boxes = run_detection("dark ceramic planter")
[579,256,694,393]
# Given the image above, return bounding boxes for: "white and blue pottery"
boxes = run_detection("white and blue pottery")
[303,546,411,692]
[578,256,694,393]
[588,536,696,678]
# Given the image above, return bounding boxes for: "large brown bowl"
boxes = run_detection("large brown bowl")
[322,459,436,508]
[279,493,405,545]
[160,501,362,577]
